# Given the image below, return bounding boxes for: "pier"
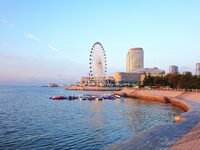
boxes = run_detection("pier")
[65,86,122,91]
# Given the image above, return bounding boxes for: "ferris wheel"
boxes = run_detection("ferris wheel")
[89,42,107,85]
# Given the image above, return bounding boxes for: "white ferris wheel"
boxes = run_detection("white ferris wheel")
[89,42,107,85]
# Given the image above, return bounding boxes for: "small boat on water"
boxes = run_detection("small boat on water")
[79,97,88,101]
[86,96,96,101]
[49,93,119,101]
[67,95,78,100]
[50,96,66,100]
[114,95,121,98]
[107,96,116,100]
[95,97,104,101]
[82,97,88,101]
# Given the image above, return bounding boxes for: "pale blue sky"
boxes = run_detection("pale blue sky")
[0,0,200,85]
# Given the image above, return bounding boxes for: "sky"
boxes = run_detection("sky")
[0,0,200,85]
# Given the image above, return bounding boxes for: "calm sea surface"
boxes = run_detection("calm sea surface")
[0,86,183,150]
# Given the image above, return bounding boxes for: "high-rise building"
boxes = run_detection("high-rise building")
[126,48,144,72]
[169,65,178,74]
[196,63,200,76]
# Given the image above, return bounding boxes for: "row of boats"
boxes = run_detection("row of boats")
[49,94,121,101]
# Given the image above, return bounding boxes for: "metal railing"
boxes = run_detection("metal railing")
[141,88,200,93]
[123,87,200,93]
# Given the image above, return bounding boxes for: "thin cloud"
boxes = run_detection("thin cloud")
[47,43,59,52]
[66,56,80,64]
[9,24,14,27]
[27,33,40,42]
[47,43,79,63]
[0,53,41,63]
[0,19,8,24]
[0,19,14,27]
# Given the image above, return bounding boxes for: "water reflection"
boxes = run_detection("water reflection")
[89,101,104,128]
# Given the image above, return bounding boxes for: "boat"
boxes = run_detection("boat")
[49,94,117,101]
[50,96,66,100]
[107,96,116,100]
[67,95,78,100]
[80,97,88,101]
[95,97,104,101]
[114,94,121,98]
[87,96,94,101]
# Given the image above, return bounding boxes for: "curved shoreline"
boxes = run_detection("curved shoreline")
[105,89,200,150]
[114,89,190,112]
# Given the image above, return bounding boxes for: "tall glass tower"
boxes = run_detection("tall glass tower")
[169,65,178,74]
[126,48,144,72]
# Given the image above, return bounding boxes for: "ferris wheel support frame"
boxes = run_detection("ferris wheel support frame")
[89,42,107,86]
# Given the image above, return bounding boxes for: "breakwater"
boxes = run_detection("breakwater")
[114,88,189,111]
[65,86,122,91]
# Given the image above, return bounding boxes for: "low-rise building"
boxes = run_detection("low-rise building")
[48,83,59,87]
[106,76,115,84]
[80,77,90,85]
[80,76,115,86]
[114,72,143,85]
[134,67,165,74]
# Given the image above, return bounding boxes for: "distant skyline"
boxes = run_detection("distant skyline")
[0,0,200,85]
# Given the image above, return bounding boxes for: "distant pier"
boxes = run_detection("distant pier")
[65,86,122,91]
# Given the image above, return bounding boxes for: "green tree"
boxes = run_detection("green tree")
[143,74,154,86]
[179,72,193,89]
[142,72,200,89]
[166,74,180,89]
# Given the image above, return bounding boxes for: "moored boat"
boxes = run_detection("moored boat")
[95,97,104,101]
[50,96,66,100]
[114,94,121,98]
[67,95,78,100]
[80,97,88,101]
[49,93,118,101]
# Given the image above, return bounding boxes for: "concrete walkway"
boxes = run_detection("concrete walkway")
[170,92,200,150]
[105,89,200,150]
[170,123,200,150]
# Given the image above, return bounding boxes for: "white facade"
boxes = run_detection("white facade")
[169,65,178,74]
[126,48,144,72]
[80,77,90,84]
[134,67,165,74]
[196,63,200,76]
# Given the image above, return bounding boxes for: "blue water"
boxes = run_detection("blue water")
[0,86,183,150]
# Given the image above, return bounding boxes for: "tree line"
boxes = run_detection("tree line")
[142,72,200,89]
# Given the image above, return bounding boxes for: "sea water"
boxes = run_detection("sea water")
[0,86,183,150]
